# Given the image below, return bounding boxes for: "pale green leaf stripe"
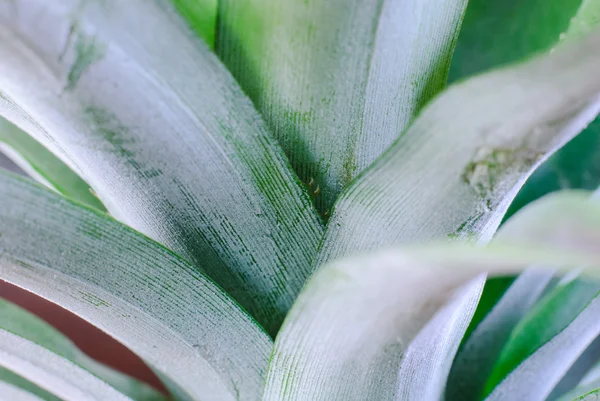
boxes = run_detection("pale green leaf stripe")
[0,118,104,210]
[170,0,217,47]
[0,329,133,401]
[0,172,272,401]
[0,381,45,401]
[0,0,323,334]
[0,367,61,401]
[263,192,600,400]
[482,279,600,401]
[217,0,468,213]
[0,298,164,401]
[316,29,600,268]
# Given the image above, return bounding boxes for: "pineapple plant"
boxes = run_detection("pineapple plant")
[0,0,600,400]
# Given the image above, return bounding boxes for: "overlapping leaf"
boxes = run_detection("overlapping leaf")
[0,0,323,334]
[264,192,600,400]
[217,0,468,212]
[0,172,272,401]
[0,298,164,400]
[0,118,104,210]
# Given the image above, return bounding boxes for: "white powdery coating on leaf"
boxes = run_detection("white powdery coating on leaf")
[0,175,272,401]
[218,0,468,212]
[0,329,131,401]
[0,0,323,334]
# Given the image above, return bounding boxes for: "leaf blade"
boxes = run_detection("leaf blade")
[0,0,323,334]
[217,0,468,212]
[264,192,600,401]
[0,171,272,401]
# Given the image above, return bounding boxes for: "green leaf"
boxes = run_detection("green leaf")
[0,118,104,210]
[316,28,600,266]
[304,29,600,399]
[0,0,323,334]
[170,0,217,47]
[0,367,61,401]
[445,269,554,400]
[0,297,164,400]
[0,381,46,401]
[217,0,468,213]
[0,172,273,401]
[481,278,600,400]
[0,328,134,400]
[263,191,600,400]
[449,0,583,82]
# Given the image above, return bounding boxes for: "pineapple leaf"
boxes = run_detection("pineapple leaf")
[0,381,47,401]
[0,172,272,401]
[0,328,134,400]
[448,4,600,397]
[481,278,600,401]
[448,0,583,82]
[264,191,600,401]
[315,28,600,266]
[0,297,164,401]
[301,29,600,400]
[169,0,217,47]
[217,0,468,213]
[446,268,554,400]
[0,0,323,335]
[557,362,600,401]
[456,0,600,218]
[0,118,105,211]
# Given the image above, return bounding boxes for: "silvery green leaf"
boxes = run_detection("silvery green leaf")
[0,0,323,334]
[0,172,272,401]
[316,29,600,267]
[557,361,600,401]
[170,0,217,47]
[217,0,468,212]
[263,191,600,401]
[301,29,600,399]
[0,381,46,401]
[445,268,553,400]
[482,278,600,400]
[0,297,164,401]
[0,367,61,401]
[0,118,104,210]
[0,328,133,400]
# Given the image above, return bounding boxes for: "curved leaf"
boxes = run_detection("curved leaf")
[0,0,323,334]
[0,381,46,401]
[482,278,600,400]
[305,27,600,399]
[0,118,104,210]
[0,328,133,400]
[557,362,600,401]
[448,4,600,395]
[0,367,61,401]
[263,191,600,400]
[0,298,164,400]
[499,0,600,221]
[217,0,468,212]
[0,172,272,401]
[316,29,600,267]
[445,268,554,400]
